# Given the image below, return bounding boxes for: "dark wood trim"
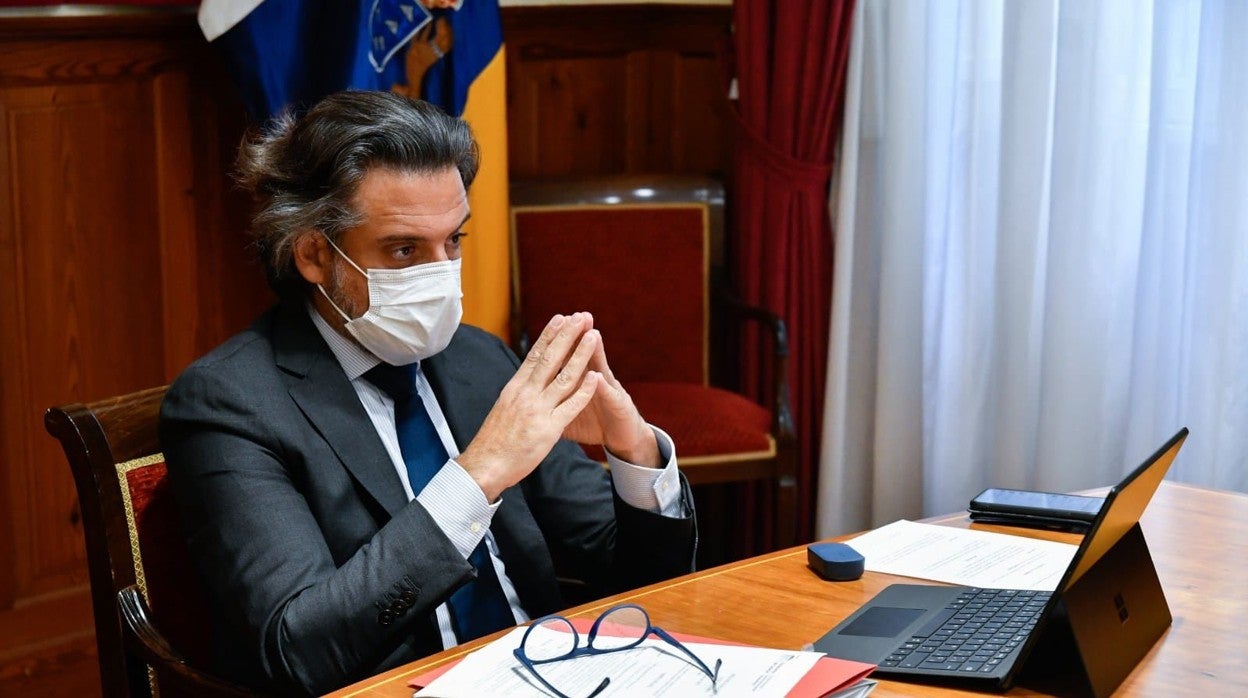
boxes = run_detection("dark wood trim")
[0,9,198,41]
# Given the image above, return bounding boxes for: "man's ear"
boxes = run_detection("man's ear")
[292,231,332,285]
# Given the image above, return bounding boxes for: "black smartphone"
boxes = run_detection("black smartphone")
[968,487,1104,523]
[967,510,1093,532]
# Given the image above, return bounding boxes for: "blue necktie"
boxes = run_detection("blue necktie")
[363,363,514,642]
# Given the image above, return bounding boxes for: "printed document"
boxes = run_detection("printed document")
[414,623,824,698]
[845,520,1077,591]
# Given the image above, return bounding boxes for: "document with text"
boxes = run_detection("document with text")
[413,624,825,698]
[845,520,1078,591]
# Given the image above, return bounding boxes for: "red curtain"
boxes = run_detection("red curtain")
[730,0,856,543]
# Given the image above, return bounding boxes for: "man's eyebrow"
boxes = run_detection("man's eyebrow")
[374,218,471,245]
[375,234,426,244]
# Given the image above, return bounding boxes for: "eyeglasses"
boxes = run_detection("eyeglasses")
[512,603,722,698]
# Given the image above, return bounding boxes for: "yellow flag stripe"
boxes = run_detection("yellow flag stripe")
[459,45,510,341]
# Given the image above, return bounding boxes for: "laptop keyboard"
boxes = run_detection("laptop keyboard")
[881,588,1051,675]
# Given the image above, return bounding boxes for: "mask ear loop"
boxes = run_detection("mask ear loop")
[316,233,367,323]
[316,284,354,323]
[321,233,370,279]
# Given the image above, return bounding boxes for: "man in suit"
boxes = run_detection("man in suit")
[160,91,697,695]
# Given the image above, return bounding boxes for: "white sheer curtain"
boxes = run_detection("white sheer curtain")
[818,0,1248,536]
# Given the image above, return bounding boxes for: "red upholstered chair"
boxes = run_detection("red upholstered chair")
[510,175,798,549]
[45,387,253,698]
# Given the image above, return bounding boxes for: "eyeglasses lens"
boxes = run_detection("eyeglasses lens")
[526,617,579,661]
[591,606,648,650]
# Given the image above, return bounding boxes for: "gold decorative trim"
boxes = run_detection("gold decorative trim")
[116,453,165,603]
[510,202,712,385]
[115,452,166,698]
[678,435,776,465]
[595,435,776,467]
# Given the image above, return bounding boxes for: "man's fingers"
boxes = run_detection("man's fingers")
[524,313,590,385]
[544,329,598,402]
[538,314,588,384]
[588,329,619,385]
[516,314,566,379]
[552,371,600,425]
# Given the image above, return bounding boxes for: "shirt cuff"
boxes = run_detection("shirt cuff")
[416,460,500,560]
[606,425,685,518]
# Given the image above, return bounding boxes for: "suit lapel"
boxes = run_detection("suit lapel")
[421,332,491,449]
[272,302,408,518]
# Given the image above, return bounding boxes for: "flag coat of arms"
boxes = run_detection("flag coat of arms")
[200,0,511,338]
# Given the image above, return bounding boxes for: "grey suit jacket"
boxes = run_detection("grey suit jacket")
[160,301,697,695]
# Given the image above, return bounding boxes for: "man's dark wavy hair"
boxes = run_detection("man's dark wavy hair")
[235,91,479,298]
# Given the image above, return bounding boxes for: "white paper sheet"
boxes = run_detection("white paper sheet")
[844,520,1078,591]
[413,624,824,698]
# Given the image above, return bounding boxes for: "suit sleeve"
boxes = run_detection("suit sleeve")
[161,365,468,695]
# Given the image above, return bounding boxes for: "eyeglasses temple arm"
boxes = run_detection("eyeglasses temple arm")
[649,627,722,684]
[513,647,612,698]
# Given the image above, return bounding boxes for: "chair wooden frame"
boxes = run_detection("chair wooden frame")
[45,387,253,698]
[509,174,798,548]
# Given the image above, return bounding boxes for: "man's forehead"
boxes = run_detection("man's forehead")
[340,167,470,245]
[352,167,466,209]
[356,164,462,189]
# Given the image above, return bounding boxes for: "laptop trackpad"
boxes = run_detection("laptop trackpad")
[814,584,966,664]
[838,607,925,637]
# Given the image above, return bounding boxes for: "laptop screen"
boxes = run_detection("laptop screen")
[1054,428,1187,590]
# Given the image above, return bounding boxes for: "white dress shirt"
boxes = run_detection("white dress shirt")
[308,307,684,649]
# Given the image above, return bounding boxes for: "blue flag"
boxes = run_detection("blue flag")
[199,0,502,119]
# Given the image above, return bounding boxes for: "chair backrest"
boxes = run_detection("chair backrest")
[45,387,219,697]
[510,175,725,385]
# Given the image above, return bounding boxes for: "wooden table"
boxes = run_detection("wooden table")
[327,482,1248,697]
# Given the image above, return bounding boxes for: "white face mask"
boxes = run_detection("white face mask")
[317,237,463,365]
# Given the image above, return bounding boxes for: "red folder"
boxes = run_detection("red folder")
[408,619,874,698]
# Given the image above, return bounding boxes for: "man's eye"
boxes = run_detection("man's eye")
[395,245,416,258]
[449,232,468,246]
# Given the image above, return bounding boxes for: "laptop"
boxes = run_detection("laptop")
[814,428,1188,698]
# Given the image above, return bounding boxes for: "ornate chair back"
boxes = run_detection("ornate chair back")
[510,175,798,549]
[45,387,251,697]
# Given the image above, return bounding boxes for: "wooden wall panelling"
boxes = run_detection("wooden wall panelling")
[155,69,202,380]
[502,5,733,179]
[188,71,266,358]
[666,47,733,174]
[509,53,634,174]
[0,13,263,696]
[0,80,168,695]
